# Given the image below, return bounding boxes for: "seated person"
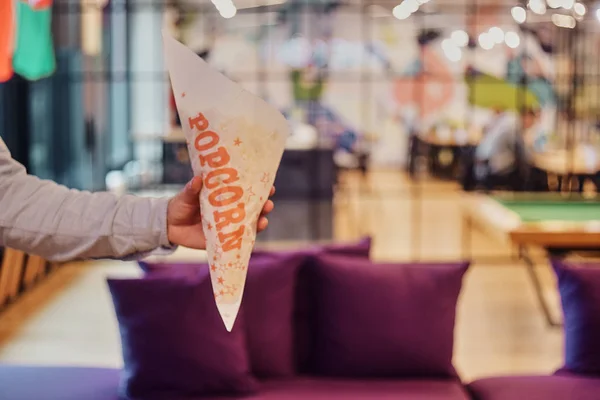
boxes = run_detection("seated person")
[462,106,539,191]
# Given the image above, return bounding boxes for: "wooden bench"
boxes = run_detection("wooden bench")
[0,248,53,309]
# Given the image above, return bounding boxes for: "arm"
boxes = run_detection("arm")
[0,139,174,262]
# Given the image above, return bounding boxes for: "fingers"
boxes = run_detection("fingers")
[261,200,274,216]
[178,176,203,204]
[260,187,275,216]
[257,216,269,232]
[189,176,203,193]
[257,194,274,233]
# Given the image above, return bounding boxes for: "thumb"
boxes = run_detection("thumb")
[177,176,203,205]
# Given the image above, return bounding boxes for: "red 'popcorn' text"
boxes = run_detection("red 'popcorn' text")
[189,112,245,252]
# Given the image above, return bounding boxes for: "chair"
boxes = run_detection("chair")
[0,248,52,310]
[0,248,26,307]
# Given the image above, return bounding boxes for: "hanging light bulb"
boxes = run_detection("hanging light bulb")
[451,30,469,47]
[442,39,462,62]
[442,39,461,61]
[552,13,576,28]
[561,0,575,10]
[392,3,412,19]
[573,2,586,15]
[547,0,562,8]
[478,32,494,50]
[404,0,420,13]
[220,6,237,19]
[489,27,505,44]
[528,0,547,14]
[511,6,527,23]
[505,31,521,49]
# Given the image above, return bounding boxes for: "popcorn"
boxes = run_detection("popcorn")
[163,33,289,331]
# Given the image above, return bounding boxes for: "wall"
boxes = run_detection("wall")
[172,5,562,166]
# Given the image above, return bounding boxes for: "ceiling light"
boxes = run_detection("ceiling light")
[547,0,562,8]
[450,30,469,47]
[220,6,237,18]
[528,0,547,14]
[573,2,586,15]
[444,47,462,62]
[405,0,420,13]
[561,0,575,10]
[511,6,527,23]
[505,31,520,48]
[214,0,236,18]
[552,13,576,28]
[237,0,284,9]
[442,39,462,62]
[489,27,505,44]
[478,32,494,50]
[392,4,412,19]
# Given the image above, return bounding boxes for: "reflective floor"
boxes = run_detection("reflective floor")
[0,170,563,381]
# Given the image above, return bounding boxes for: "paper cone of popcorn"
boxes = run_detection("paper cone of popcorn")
[163,33,289,331]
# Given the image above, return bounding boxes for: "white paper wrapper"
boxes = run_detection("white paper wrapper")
[163,33,289,331]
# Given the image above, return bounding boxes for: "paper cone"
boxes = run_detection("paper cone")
[163,33,289,331]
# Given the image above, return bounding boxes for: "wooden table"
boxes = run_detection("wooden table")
[531,146,600,191]
[409,127,483,180]
[463,192,600,327]
[532,149,596,175]
[419,127,483,147]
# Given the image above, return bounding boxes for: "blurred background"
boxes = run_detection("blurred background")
[2,0,600,382]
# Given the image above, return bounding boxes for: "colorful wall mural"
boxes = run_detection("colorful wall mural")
[166,3,569,166]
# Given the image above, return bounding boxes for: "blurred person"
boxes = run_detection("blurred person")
[0,137,274,262]
[460,107,505,191]
[482,107,506,136]
[462,105,540,191]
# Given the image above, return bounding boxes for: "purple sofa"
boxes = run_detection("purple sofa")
[2,254,600,399]
[5,366,600,400]
[0,366,469,400]
[468,374,600,400]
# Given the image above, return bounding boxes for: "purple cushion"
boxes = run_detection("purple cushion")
[137,254,305,379]
[468,375,600,400]
[138,237,373,378]
[310,255,469,378]
[137,237,372,274]
[250,237,372,259]
[0,366,120,400]
[551,259,600,375]
[242,254,306,378]
[291,238,373,373]
[107,271,258,398]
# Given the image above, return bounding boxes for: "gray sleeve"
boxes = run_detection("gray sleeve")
[0,139,175,262]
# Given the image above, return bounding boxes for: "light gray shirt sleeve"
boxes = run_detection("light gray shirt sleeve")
[0,138,176,262]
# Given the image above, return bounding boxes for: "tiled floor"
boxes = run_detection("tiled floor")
[0,170,564,381]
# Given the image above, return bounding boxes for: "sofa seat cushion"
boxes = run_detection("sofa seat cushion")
[469,375,600,400]
[0,365,120,400]
[242,378,469,400]
[0,368,469,400]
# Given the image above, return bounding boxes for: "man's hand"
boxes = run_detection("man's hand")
[166,176,275,249]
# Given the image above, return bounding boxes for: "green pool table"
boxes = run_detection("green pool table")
[464,193,600,327]
[464,193,600,251]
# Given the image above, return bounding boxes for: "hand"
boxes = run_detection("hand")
[166,176,275,249]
